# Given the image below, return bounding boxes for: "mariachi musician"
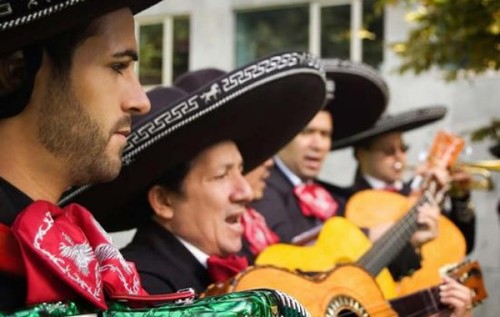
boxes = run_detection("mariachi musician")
[332,106,476,258]
[0,0,161,310]
[250,59,440,282]
[174,68,280,263]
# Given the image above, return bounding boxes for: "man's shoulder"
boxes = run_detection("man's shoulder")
[266,165,294,191]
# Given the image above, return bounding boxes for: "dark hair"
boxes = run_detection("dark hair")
[154,160,192,196]
[0,19,101,117]
[43,19,101,75]
[353,138,376,161]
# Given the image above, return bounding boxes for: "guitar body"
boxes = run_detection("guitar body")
[345,190,466,295]
[255,217,397,299]
[204,264,398,317]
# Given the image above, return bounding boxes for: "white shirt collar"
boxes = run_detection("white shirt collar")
[274,156,303,186]
[177,235,209,268]
[363,173,403,191]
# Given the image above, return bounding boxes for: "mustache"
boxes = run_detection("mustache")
[110,116,132,136]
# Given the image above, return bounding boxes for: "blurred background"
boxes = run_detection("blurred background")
[115,0,499,314]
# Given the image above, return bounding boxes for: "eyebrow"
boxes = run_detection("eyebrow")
[112,49,138,61]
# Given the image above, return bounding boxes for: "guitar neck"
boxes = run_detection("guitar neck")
[389,285,446,317]
[357,191,434,276]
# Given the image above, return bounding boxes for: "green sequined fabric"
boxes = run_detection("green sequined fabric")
[0,302,88,317]
[0,289,310,317]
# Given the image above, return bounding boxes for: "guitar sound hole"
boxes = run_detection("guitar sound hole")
[337,309,358,317]
[325,295,368,317]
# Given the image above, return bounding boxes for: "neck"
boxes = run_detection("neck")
[0,119,68,203]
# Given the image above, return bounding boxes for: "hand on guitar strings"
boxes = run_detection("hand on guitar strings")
[435,275,474,317]
[410,201,440,249]
[413,164,452,194]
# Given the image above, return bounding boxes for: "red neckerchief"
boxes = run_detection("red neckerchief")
[241,207,279,255]
[206,254,248,283]
[11,200,148,309]
[294,183,338,221]
[0,223,25,276]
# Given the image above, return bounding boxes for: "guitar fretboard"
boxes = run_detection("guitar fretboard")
[357,191,434,276]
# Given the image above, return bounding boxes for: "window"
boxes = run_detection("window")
[235,1,384,68]
[361,0,384,68]
[235,5,309,67]
[172,16,190,81]
[139,23,163,86]
[137,16,190,86]
[321,4,351,61]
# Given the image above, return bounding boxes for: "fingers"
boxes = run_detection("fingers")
[439,276,474,317]
[411,203,440,247]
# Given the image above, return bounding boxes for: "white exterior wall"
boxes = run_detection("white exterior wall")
[125,1,500,314]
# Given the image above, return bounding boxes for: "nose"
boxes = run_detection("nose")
[231,173,253,204]
[394,147,407,160]
[122,75,151,115]
[311,132,331,151]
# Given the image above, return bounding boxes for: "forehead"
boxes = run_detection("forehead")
[75,8,136,55]
[191,141,242,170]
[306,110,332,131]
[370,131,403,147]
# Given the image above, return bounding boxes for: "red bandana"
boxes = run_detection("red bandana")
[11,200,147,309]
[294,183,338,221]
[206,254,248,283]
[241,208,279,255]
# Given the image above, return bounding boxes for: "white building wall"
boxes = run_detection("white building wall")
[128,1,500,315]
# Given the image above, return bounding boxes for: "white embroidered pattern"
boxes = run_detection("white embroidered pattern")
[59,52,325,202]
[59,232,93,276]
[33,211,102,300]
[1,0,87,31]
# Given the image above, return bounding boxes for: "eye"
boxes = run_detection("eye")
[212,171,228,180]
[110,62,128,75]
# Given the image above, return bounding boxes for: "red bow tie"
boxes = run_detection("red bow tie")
[206,254,248,283]
[241,208,279,255]
[294,183,338,221]
[383,185,399,192]
[11,200,147,309]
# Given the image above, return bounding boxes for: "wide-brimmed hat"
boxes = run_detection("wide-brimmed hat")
[0,0,162,56]
[321,59,389,147]
[174,68,227,93]
[332,105,448,149]
[490,143,500,158]
[60,51,327,232]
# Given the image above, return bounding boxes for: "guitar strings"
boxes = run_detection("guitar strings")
[334,296,443,317]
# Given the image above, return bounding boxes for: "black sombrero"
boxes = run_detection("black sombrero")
[174,68,227,93]
[490,143,500,159]
[332,105,448,149]
[321,59,389,147]
[59,51,328,232]
[0,0,162,56]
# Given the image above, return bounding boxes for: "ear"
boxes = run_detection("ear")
[148,185,174,220]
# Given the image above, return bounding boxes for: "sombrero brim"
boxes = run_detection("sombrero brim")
[1,0,162,55]
[332,105,447,150]
[60,51,327,232]
[490,143,500,159]
[321,59,389,146]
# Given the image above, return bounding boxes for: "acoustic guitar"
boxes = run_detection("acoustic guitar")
[203,260,487,317]
[255,130,466,298]
[255,217,398,299]
[346,130,467,295]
